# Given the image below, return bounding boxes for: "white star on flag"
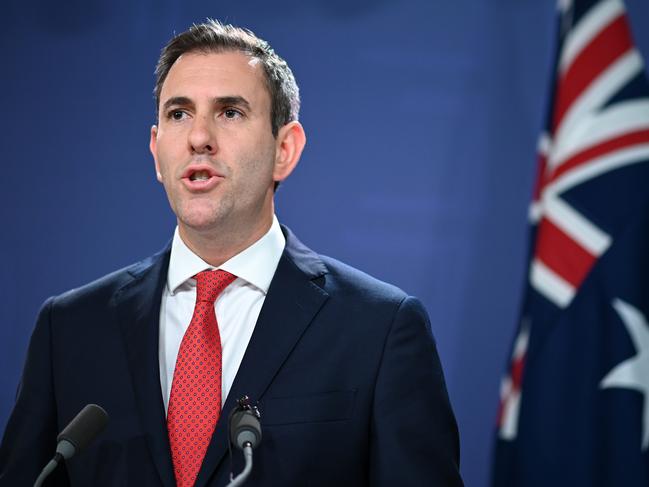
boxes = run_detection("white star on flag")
[600,298,649,450]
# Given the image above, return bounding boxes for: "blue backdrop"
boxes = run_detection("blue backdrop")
[2,1,648,486]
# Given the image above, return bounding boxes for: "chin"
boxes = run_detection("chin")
[175,201,227,232]
[180,213,224,232]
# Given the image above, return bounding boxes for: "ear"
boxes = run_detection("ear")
[273,121,306,183]
[150,125,163,182]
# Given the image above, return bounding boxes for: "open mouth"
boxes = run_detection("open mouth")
[181,165,222,191]
[189,170,212,182]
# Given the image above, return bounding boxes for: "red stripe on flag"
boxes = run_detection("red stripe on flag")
[535,217,597,288]
[552,14,632,132]
[533,152,548,202]
[510,353,525,390]
[496,352,526,428]
[550,128,649,182]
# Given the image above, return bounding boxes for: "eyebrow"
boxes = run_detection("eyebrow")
[162,96,192,112]
[214,96,252,112]
[161,95,252,112]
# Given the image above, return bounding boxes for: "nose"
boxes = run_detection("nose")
[188,114,217,154]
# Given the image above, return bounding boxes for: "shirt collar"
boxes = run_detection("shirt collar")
[167,215,286,295]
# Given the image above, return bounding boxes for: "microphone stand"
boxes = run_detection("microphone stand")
[226,443,254,487]
[33,455,62,487]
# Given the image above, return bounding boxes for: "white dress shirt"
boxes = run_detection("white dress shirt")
[159,216,286,413]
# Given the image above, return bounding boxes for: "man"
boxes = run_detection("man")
[0,20,462,486]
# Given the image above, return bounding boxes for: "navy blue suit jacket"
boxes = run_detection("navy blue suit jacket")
[0,227,462,486]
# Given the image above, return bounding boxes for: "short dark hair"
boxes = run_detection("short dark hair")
[154,19,300,137]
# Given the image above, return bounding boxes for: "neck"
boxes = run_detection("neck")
[178,211,274,267]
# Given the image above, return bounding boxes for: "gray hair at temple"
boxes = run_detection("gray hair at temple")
[153,19,300,137]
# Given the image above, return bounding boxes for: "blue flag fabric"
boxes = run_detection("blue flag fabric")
[492,0,649,485]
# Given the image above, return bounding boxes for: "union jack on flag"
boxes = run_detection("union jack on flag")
[492,0,649,485]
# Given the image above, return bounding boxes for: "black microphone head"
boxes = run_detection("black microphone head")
[57,404,109,455]
[229,409,262,450]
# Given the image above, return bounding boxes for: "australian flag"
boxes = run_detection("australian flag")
[492,0,649,485]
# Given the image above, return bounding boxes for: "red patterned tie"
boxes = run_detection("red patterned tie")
[167,270,237,487]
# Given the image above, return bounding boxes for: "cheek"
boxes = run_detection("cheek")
[252,140,278,175]
[154,141,177,179]
[229,143,273,181]
[154,155,168,181]
[245,156,274,187]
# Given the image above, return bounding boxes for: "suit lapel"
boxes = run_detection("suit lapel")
[195,228,329,487]
[113,247,176,487]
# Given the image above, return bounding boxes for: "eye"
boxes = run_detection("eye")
[223,108,243,120]
[167,109,187,121]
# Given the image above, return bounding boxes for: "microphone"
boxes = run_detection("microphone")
[226,396,261,487]
[34,404,109,487]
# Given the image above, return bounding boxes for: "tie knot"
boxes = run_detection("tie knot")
[194,270,237,304]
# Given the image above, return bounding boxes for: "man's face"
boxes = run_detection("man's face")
[150,51,278,239]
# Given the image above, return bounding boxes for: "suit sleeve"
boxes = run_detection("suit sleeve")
[0,298,70,486]
[369,296,463,486]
